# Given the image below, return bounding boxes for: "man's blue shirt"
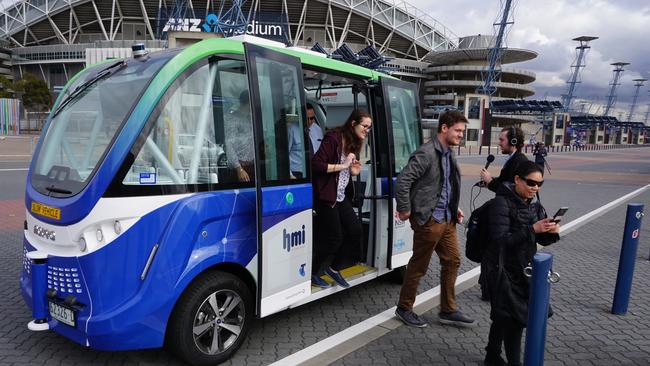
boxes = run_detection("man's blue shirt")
[432,145,453,223]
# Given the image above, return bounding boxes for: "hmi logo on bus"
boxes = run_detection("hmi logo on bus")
[283,225,306,252]
[162,14,283,37]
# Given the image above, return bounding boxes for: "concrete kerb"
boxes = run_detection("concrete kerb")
[271,183,650,366]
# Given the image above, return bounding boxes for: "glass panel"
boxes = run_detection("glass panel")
[467,128,479,141]
[123,59,254,186]
[468,97,480,119]
[253,57,306,181]
[387,84,421,173]
[31,55,170,197]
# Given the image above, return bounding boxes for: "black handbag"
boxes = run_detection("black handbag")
[493,251,529,326]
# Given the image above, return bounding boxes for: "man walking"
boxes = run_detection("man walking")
[394,110,476,328]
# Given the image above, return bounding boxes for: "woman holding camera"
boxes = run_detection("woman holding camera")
[483,161,560,366]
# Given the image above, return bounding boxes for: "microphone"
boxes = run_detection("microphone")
[474,154,495,187]
[484,154,495,169]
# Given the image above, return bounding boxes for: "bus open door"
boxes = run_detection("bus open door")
[375,77,423,271]
[244,43,313,317]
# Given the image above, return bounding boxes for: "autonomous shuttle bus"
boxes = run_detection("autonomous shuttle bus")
[21,36,422,365]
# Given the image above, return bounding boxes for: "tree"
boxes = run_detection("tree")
[14,73,52,112]
[0,75,14,98]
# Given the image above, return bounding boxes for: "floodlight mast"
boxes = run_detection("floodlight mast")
[561,36,598,112]
[626,78,647,122]
[603,62,630,116]
[476,0,516,107]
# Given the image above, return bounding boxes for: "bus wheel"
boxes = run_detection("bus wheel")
[167,271,253,366]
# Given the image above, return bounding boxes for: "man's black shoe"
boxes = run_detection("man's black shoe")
[395,307,428,328]
[439,310,477,327]
[484,352,507,366]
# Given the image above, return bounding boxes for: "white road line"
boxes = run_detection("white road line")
[0,168,29,171]
[270,183,650,366]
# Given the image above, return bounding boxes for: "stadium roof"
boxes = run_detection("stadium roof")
[0,0,459,61]
[426,47,537,66]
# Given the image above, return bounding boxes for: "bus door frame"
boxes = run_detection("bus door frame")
[244,43,313,317]
[374,77,423,270]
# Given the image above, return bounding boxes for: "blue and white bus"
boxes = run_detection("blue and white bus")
[20,36,422,365]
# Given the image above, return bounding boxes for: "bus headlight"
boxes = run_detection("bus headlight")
[78,237,87,252]
[96,229,104,242]
[114,220,122,235]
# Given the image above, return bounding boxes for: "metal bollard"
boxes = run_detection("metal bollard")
[27,251,50,331]
[612,203,645,315]
[523,252,559,366]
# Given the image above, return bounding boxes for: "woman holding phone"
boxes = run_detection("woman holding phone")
[483,161,560,366]
[311,109,372,288]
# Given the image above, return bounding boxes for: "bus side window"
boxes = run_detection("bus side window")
[122,58,255,188]
[253,58,307,182]
[387,86,420,173]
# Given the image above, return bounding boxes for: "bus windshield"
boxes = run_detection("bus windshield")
[31,51,175,198]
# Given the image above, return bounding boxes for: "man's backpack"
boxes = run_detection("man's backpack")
[465,198,517,263]
[465,199,495,263]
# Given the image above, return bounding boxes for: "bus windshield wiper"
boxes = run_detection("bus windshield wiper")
[52,60,127,117]
[45,185,73,195]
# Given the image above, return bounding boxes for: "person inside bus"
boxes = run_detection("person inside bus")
[483,161,560,366]
[306,103,324,156]
[287,114,305,179]
[310,109,371,288]
[224,90,255,182]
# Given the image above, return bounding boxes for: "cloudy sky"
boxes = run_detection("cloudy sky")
[412,0,650,121]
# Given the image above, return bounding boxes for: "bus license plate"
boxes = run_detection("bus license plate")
[48,301,76,327]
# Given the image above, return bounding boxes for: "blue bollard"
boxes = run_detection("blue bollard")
[524,252,554,366]
[27,251,50,331]
[612,203,645,315]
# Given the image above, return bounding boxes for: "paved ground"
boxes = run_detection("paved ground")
[333,190,650,366]
[0,136,649,365]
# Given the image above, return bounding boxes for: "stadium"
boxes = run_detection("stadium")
[4,0,642,145]
[0,0,458,89]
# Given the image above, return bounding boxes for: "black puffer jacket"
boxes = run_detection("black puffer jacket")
[484,182,559,324]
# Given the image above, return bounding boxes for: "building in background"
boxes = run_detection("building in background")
[422,35,538,147]
[0,0,456,96]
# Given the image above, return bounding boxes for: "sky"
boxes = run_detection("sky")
[412,0,650,122]
[0,0,648,120]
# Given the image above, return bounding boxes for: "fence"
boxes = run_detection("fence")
[0,98,20,136]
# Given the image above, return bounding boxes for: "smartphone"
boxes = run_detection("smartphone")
[551,207,569,223]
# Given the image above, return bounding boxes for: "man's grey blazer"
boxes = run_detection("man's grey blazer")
[395,138,461,226]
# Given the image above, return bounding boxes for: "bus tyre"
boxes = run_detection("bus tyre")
[167,271,253,366]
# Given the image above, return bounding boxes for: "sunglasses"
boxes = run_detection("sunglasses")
[307,116,316,120]
[519,176,544,187]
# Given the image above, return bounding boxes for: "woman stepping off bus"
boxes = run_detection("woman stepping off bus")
[311,109,372,288]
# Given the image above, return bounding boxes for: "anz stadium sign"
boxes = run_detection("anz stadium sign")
[162,12,286,40]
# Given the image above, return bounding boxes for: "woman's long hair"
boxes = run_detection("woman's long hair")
[334,109,371,156]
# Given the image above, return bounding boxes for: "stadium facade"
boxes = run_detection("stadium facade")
[0,0,577,145]
[0,0,456,88]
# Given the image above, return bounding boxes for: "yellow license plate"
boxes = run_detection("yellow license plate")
[31,202,61,220]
